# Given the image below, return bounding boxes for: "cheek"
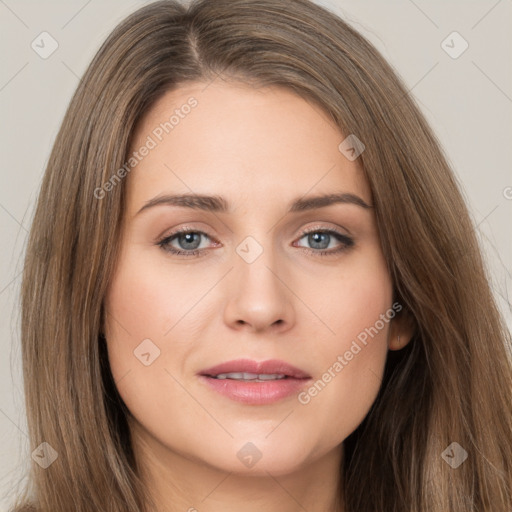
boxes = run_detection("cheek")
[104,248,209,349]
[296,245,392,445]
[102,252,209,448]
[307,241,392,346]
[102,249,201,394]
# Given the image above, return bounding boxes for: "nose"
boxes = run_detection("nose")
[223,241,295,334]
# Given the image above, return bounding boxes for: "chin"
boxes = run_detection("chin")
[195,438,315,477]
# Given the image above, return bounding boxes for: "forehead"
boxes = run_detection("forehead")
[126,80,371,213]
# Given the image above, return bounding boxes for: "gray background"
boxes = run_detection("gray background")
[1,0,511,508]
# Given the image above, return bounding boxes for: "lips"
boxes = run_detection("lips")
[198,358,312,405]
[199,358,311,380]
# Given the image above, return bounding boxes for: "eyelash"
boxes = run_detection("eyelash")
[156,226,354,258]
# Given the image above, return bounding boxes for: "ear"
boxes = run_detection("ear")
[387,304,416,351]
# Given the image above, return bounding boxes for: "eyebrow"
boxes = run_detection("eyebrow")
[136,191,372,216]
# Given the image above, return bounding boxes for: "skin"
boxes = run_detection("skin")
[103,79,413,512]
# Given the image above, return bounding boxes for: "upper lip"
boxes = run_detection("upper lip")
[199,358,311,379]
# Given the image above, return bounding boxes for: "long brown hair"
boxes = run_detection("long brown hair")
[13,0,512,510]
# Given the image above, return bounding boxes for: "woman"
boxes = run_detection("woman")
[13,0,512,510]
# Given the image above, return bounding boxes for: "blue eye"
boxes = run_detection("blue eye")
[294,229,354,256]
[157,227,354,257]
[157,228,211,256]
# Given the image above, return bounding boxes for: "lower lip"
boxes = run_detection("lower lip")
[199,375,311,405]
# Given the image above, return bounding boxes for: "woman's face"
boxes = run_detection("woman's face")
[104,79,402,477]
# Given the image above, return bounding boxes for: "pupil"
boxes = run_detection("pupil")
[309,232,329,250]
[180,232,201,250]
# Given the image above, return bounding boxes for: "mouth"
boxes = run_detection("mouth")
[208,372,289,382]
[198,359,311,405]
